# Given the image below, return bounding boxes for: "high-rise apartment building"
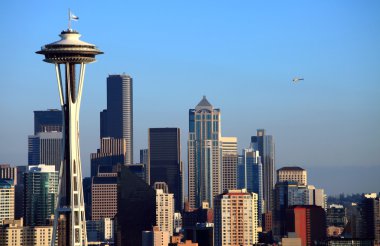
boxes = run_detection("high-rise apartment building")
[240,147,264,227]
[214,189,258,246]
[33,109,62,134]
[188,96,222,208]
[220,137,238,191]
[100,74,133,165]
[155,188,174,236]
[0,179,14,224]
[277,166,307,186]
[149,128,182,211]
[24,164,58,226]
[28,132,62,170]
[91,176,118,220]
[251,129,275,213]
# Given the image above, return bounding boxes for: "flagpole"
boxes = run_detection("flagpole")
[68,8,71,30]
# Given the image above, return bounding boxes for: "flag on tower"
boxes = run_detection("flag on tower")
[70,12,79,21]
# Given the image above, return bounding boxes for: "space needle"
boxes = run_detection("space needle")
[36,14,103,246]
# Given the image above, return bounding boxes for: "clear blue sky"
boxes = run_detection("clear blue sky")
[0,1,379,195]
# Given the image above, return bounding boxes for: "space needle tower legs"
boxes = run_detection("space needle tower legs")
[37,29,103,246]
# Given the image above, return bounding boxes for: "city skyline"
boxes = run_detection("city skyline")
[0,1,379,195]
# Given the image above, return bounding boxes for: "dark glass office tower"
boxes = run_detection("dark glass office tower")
[34,109,62,134]
[115,166,156,246]
[100,74,133,165]
[358,194,380,243]
[149,128,182,211]
[251,129,275,213]
[29,110,63,170]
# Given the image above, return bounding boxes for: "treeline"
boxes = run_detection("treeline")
[327,193,367,206]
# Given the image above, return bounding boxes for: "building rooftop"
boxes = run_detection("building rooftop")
[92,176,117,185]
[0,178,14,188]
[28,164,56,173]
[278,166,305,171]
[197,96,212,107]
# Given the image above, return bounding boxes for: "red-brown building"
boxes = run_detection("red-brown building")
[263,211,273,232]
[286,205,326,246]
[91,176,118,220]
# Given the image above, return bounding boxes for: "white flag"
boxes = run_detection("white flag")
[70,12,79,21]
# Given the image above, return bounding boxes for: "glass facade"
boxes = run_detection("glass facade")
[241,148,263,227]
[251,129,275,213]
[24,165,58,226]
[188,96,221,208]
[149,128,182,211]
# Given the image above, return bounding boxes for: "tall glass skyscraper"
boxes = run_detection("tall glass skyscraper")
[188,96,221,208]
[251,129,275,213]
[100,74,133,165]
[148,128,182,211]
[240,147,264,227]
[24,164,58,226]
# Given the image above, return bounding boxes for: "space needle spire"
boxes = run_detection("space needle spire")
[36,20,103,246]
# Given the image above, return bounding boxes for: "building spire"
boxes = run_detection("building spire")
[196,95,212,110]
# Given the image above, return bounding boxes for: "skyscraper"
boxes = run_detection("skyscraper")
[15,166,26,220]
[188,96,221,208]
[220,137,238,191]
[28,132,62,170]
[100,74,133,165]
[33,109,62,134]
[24,164,58,226]
[358,193,380,244]
[149,128,182,211]
[214,189,258,246]
[116,165,156,246]
[241,147,264,227]
[251,129,275,213]
[29,110,63,171]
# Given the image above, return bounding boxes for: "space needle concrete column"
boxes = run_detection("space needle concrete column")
[37,29,102,246]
